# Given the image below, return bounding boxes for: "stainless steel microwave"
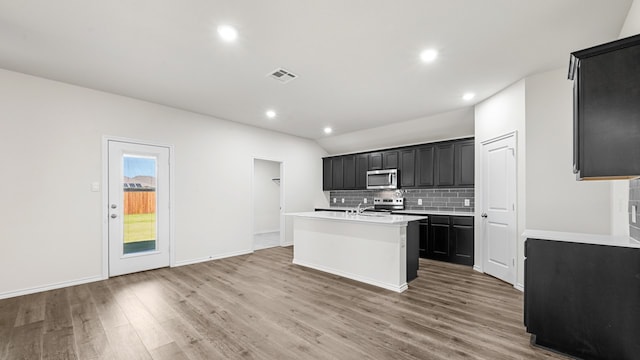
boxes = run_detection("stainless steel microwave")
[366,169,398,189]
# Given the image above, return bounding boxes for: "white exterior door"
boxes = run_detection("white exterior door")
[481,134,516,284]
[108,140,170,276]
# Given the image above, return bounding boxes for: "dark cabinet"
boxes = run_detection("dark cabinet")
[428,216,451,261]
[321,138,473,191]
[382,151,399,169]
[525,238,640,359]
[355,154,369,189]
[569,34,640,179]
[416,145,435,187]
[424,215,474,266]
[436,144,455,186]
[343,155,356,190]
[400,149,416,188]
[322,158,332,191]
[331,157,343,190]
[418,219,429,258]
[455,140,475,187]
[450,216,474,265]
[369,152,382,170]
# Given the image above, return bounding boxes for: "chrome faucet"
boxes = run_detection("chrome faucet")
[356,203,374,214]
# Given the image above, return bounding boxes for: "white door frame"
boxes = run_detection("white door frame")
[477,131,518,287]
[251,157,285,249]
[101,136,175,279]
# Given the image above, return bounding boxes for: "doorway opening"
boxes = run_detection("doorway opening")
[252,159,283,250]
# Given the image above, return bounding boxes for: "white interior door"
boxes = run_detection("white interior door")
[108,140,170,276]
[481,134,517,284]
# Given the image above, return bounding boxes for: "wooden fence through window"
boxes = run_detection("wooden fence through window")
[124,190,156,214]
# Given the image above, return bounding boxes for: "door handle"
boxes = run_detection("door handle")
[481,213,488,218]
[110,214,118,219]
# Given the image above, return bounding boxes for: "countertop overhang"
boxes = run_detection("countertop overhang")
[287,211,427,226]
[523,229,640,249]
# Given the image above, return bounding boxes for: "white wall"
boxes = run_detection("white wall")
[316,107,474,155]
[474,80,526,286]
[525,69,611,235]
[620,0,640,37]
[0,68,328,298]
[253,159,281,234]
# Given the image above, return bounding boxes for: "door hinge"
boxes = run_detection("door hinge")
[512,258,515,266]
[512,203,515,211]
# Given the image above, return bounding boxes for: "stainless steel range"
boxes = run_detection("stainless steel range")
[373,197,404,211]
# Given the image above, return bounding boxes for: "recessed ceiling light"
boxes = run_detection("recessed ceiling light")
[266,110,276,119]
[217,25,238,42]
[462,93,476,101]
[420,49,438,63]
[324,127,333,134]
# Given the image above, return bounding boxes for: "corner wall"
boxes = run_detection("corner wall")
[474,80,526,287]
[0,68,328,298]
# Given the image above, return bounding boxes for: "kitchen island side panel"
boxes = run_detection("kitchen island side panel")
[292,217,407,292]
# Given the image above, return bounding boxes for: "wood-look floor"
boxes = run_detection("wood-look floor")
[0,247,568,360]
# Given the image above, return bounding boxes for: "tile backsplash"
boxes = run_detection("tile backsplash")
[329,188,475,213]
[630,179,640,241]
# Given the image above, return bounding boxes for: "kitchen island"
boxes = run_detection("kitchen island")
[288,211,427,292]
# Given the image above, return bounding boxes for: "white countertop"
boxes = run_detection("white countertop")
[523,229,640,249]
[288,211,428,226]
[315,207,474,217]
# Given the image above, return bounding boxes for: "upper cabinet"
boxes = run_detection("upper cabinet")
[435,143,455,186]
[455,140,475,187]
[322,137,474,191]
[569,34,640,180]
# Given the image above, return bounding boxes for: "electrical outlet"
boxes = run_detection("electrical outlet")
[418,199,422,205]
[363,198,367,204]
[91,182,100,192]
[464,199,470,207]
[341,198,345,204]
[333,198,336,204]
[633,205,637,223]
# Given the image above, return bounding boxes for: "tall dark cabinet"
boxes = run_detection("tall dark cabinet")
[435,144,455,186]
[569,34,640,179]
[355,154,369,189]
[400,149,416,188]
[415,145,435,187]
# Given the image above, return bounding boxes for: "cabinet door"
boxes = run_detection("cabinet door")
[416,146,435,187]
[455,140,475,187]
[331,157,344,190]
[428,216,451,261]
[322,158,332,191]
[343,155,356,190]
[400,149,416,188]
[355,154,369,189]
[383,151,399,169]
[369,152,382,170]
[418,220,429,258]
[436,144,455,186]
[577,44,640,178]
[451,216,474,266]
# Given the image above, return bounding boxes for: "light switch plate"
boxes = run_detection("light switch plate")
[341,198,344,203]
[333,198,336,204]
[91,182,100,192]
[363,198,367,204]
[418,199,422,205]
[464,199,470,207]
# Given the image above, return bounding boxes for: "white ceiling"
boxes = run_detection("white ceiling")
[0,1,632,140]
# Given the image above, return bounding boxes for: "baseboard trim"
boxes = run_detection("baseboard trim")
[0,275,105,300]
[173,249,253,267]
[473,265,483,273]
[292,258,408,293]
[253,230,280,236]
[515,282,524,292]
[281,241,293,247]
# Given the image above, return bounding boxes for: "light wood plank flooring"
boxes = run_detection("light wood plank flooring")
[0,247,568,359]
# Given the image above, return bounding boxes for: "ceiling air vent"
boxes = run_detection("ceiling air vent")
[268,68,298,83]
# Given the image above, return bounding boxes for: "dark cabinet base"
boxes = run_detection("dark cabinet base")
[422,215,474,266]
[525,239,640,360]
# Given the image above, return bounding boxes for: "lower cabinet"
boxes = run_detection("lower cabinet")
[525,238,640,360]
[424,215,474,266]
